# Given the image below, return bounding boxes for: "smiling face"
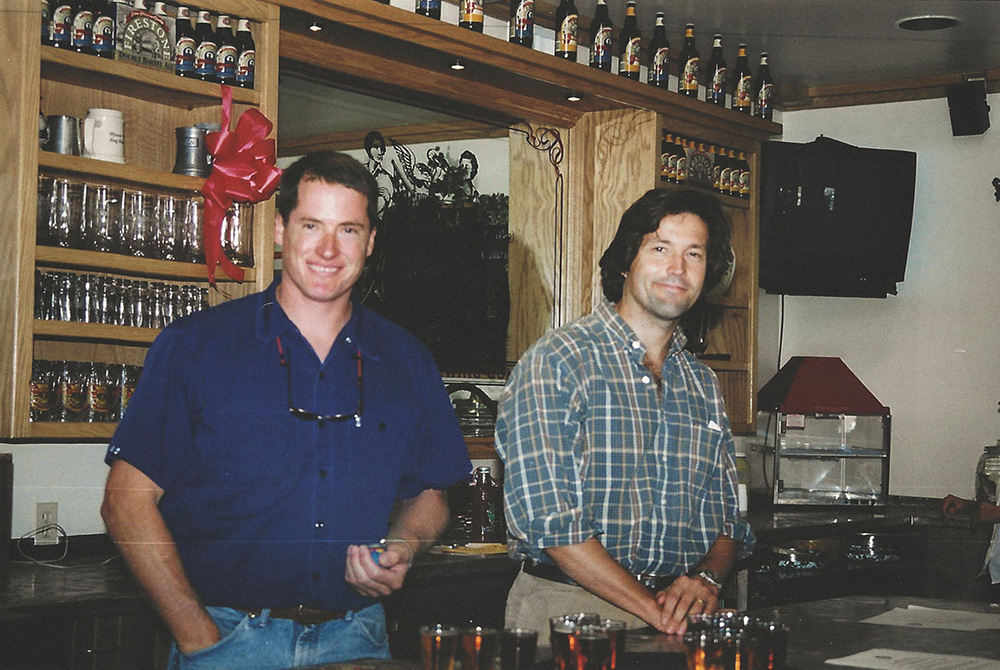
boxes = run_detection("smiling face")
[616,212,708,335]
[275,179,375,317]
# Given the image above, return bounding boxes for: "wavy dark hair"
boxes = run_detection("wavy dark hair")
[599,188,731,303]
[276,151,380,228]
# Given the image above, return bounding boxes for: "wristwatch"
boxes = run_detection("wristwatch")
[685,568,723,591]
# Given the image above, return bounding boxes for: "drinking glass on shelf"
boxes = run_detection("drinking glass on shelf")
[47,177,83,248]
[181,196,205,264]
[86,182,122,253]
[37,175,54,244]
[224,202,254,265]
[122,189,155,257]
[155,194,181,261]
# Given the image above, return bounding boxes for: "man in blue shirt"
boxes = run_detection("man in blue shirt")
[497,188,753,642]
[102,152,472,669]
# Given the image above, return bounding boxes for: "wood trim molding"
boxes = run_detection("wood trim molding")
[781,70,1000,111]
[278,120,509,157]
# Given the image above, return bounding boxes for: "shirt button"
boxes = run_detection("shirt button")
[315,521,325,529]
[641,375,651,384]
[631,340,642,349]
[345,337,353,344]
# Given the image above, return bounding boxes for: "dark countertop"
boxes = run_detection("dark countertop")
[0,497,959,621]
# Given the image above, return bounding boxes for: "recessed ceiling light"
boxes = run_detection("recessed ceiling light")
[309,21,322,32]
[897,15,960,32]
[566,92,582,102]
[451,58,465,71]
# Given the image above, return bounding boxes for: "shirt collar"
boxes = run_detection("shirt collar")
[597,299,689,362]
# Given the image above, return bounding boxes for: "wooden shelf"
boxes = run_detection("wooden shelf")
[28,420,116,441]
[34,320,160,345]
[41,46,260,110]
[466,436,497,460]
[38,152,206,193]
[35,246,255,283]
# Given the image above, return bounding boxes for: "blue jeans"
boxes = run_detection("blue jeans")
[168,603,391,670]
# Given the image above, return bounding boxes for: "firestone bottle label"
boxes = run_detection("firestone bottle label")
[682,57,699,94]
[591,26,612,68]
[557,14,578,53]
[237,49,255,85]
[511,0,533,41]
[735,75,752,111]
[758,83,773,115]
[711,67,727,102]
[93,15,115,54]
[650,47,669,85]
[176,35,196,72]
[620,37,640,75]
[461,0,484,24]
[195,39,218,77]
[71,10,94,49]
[51,4,73,45]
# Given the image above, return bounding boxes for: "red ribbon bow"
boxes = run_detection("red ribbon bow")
[201,86,282,284]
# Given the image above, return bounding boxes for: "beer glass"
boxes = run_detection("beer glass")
[500,628,537,670]
[181,196,204,263]
[420,624,457,670]
[600,620,626,670]
[155,194,181,261]
[47,177,83,248]
[460,626,499,670]
[84,183,122,253]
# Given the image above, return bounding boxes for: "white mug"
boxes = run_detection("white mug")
[82,108,125,163]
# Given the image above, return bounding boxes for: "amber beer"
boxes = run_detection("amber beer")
[601,620,626,670]
[460,627,499,670]
[550,620,577,670]
[576,626,611,670]
[500,629,537,670]
[420,625,458,670]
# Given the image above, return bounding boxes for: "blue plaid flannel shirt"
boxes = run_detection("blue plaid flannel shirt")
[495,300,754,576]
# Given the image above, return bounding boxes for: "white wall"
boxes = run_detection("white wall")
[759,94,1000,499]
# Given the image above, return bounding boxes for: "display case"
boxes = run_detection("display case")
[771,412,890,505]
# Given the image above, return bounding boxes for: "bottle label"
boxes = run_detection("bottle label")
[195,39,218,76]
[682,57,699,93]
[666,153,678,180]
[30,382,54,413]
[720,166,731,191]
[619,37,640,75]
[650,47,669,84]
[591,26,612,67]
[176,36,196,71]
[93,15,115,53]
[89,383,110,415]
[237,49,255,84]
[677,155,687,181]
[52,5,73,44]
[216,44,237,80]
[757,82,773,115]
[72,10,94,47]
[556,14,578,53]
[461,0,483,24]
[740,168,751,194]
[510,0,533,41]
[735,75,752,110]
[711,66,727,101]
[418,0,441,13]
[62,382,86,414]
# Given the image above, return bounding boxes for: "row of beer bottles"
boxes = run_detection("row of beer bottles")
[661,133,751,200]
[42,1,256,89]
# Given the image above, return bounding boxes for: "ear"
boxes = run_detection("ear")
[366,226,377,257]
[274,213,285,247]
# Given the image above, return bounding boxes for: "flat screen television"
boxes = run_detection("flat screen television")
[759,136,917,298]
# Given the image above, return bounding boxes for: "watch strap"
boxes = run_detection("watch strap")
[686,568,723,590]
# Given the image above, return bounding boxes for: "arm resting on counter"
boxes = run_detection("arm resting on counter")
[545,538,666,632]
[942,494,1000,526]
[657,534,740,635]
[101,459,220,655]
[345,488,451,599]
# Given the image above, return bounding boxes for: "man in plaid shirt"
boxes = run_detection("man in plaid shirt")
[497,188,754,641]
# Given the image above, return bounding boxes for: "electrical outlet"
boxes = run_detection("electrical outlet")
[35,502,59,546]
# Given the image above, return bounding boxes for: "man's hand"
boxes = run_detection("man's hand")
[344,543,411,598]
[656,574,720,635]
[942,494,973,521]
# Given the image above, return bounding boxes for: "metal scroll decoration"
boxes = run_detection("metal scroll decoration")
[509,122,565,329]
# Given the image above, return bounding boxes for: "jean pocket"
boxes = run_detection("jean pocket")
[174,613,252,670]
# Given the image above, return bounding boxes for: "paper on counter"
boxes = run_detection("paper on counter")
[859,605,1000,632]
[826,648,1000,670]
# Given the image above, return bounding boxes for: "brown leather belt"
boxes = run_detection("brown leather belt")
[523,561,676,592]
[237,605,349,626]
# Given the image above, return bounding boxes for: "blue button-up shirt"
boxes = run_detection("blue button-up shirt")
[496,300,753,576]
[107,281,471,612]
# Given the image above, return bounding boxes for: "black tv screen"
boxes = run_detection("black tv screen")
[759,136,917,298]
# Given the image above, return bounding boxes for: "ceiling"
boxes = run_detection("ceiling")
[277,0,1000,143]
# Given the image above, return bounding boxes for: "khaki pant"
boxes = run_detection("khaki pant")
[504,568,648,647]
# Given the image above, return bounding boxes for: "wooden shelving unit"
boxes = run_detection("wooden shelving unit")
[2,0,280,439]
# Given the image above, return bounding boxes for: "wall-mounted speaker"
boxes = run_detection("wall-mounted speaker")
[946,80,991,136]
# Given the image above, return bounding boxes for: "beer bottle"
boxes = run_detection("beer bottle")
[660,132,672,181]
[30,360,55,423]
[711,145,723,192]
[215,14,237,85]
[588,0,612,72]
[717,146,732,194]
[554,0,578,61]
[647,11,669,88]
[91,0,115,58]
[725,148,739,196]
[235,18,256,89]
[508,0,534,47]
[70,0,94,54]
[42,0,52,45]
[459,0,484,32]
[194,10,218,82]
[737,151,751,198]
[731,43,752,113]
[618,0,640,80]
[174,6,196,76]
[678,23,698,97]
[675,137,688,185]
[416,0,441,20]
[705,34,726,106]
[753,52,774,120]
[50,0,75,48]
[470,466,504,543]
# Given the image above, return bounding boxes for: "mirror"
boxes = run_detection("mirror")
[276,75,513,378]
